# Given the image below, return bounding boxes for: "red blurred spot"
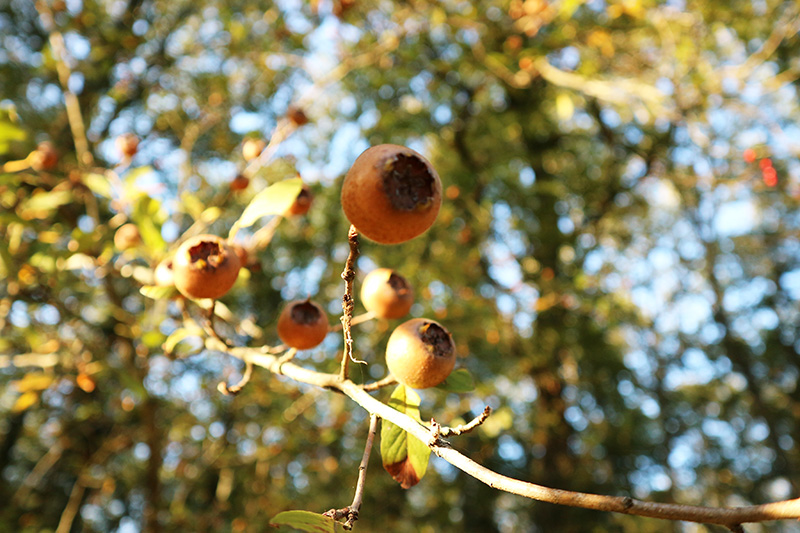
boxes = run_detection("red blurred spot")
[759,158,773,170]
[762,167,778,187]
[743,148,756,163]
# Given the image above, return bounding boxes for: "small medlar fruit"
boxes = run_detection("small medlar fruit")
[30,142,58,171]
[341,144,442,244]
[115,133,139,159]
[385,318,456,389]
[284,184,313,216]
[114,223,141,251]
[360,268,413,319]
[229,174,250,191]
[172,234,241,300]
[242,138,266,162]
[277,299,329,350]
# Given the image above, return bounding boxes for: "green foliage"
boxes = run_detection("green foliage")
[380,385,431,489]
[1,0,799,532]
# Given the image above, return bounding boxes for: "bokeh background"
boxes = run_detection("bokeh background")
[2,0,800,531]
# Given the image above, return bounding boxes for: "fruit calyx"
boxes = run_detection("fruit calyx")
[382,154,436,211]
[290,299,323,325]
[419,322,452,357]
[188,240,228,271]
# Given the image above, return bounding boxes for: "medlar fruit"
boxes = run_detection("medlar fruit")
[385,318,455,389]
[341,144,442,244]
[172,234,241,299]
[277,299,329,350]
[360,268,413,319]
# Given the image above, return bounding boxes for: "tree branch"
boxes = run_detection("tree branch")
[324,413,379,530]
[202,337,800,529]
[339,225,365,380]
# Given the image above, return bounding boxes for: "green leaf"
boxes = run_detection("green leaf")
[0,119,26,154]
[18,190,72,219]
[131,195,167,253]
[380,384,431,489]
[436,368,475,393]
[140,285,176,300]
[82,173,112,198]
[269,511,348,533]
[233,177,303,230]
[162,326,204,356]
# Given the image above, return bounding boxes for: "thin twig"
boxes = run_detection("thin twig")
[324,414,379,530]
[55,479,86,533]
[339,225,365,380]
[432,406,492,438]
[361,375,397,392]
[36,1,93,166]
[217,361,253,395]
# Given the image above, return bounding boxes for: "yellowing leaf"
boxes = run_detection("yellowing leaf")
[13,391,39,412]
[269,510,348,533]
[380,384,431,489]
[18,190,73,219]
[82,173,112,198]
[14,372,55,393]
[556,93,574,121]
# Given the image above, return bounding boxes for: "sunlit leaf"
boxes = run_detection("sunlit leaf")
[12,391,39,412]
[82,173,112,198]
[232,177,303,232]
[436,368,475,393]
[14,373,55,393]
[269,510,348,533]
[380,384,431,489]
[163,327,204,356]
[18,190,72,219]
[140,285,176,300]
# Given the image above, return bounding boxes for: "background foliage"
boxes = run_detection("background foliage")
[2,0,800,531]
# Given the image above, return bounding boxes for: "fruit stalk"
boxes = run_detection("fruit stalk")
[339,225,365,380]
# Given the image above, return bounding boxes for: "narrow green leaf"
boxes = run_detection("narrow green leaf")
[269,510,348,533]
[380,384,431,488]
[436,368,475,393]
[234,177,303,230]
[140,285,176,300]
[162,327,203,356]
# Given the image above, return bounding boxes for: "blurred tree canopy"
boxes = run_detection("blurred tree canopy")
[2,0,800,531]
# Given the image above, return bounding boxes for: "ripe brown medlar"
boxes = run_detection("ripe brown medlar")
[30,142,58,171]
[284,184,313,216]
[360,268,413,319]
[115,133,139,159]
[277,299,329,350]
[229,174,250,191]
[385,318,456,389]
[341,144,442,244]
[286,106,309,126]
[242,138,266,162]
[172,234,241,300]
[114,223,141,251]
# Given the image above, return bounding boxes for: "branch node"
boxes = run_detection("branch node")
[622,497,634,510]
[434,406,493,438]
